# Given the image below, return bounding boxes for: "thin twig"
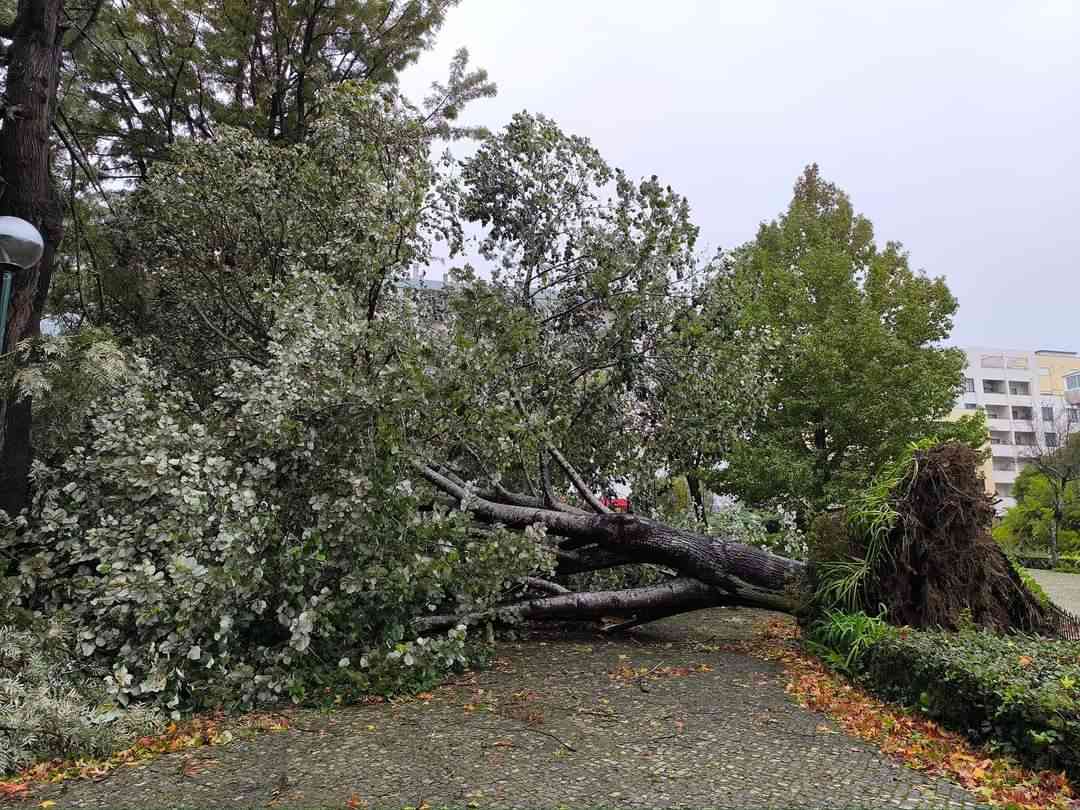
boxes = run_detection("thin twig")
[518,725,577,752]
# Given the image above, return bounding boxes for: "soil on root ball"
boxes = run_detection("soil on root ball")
[869,442,1047,633]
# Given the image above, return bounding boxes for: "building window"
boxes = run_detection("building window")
[1011,406,1033,421]
[1042,406,1054,421]
[1014,431,1036,446]
[1069,408,1080,424]
[1046,433,1059,448]
[983,379,1006,395]
[1067,372,1080,391]
[1009,381,1031,396]
[992,457,1015,471]
[989,431,1010,445]
[963,403,978,410]
[963,377,975,393]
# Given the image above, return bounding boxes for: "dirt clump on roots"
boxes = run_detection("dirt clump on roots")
[866,442,1048,633]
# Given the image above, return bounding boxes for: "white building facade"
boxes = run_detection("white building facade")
[954,347,1080,511]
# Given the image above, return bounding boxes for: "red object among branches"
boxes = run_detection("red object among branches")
[601,497,631,513]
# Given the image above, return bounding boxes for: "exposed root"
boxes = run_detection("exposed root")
[868,443,1048,633]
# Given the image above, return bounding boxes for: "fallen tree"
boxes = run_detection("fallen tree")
[8,104,1066,719]
[413,443,1062,638]
[413,460,805,632]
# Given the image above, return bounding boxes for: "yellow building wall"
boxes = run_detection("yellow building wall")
[1034,353,1080,396]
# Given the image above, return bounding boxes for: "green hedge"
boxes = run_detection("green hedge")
[861,629,1080,778]
[1012,552,1080,574]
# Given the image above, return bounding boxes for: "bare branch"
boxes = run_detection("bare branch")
[523,577,570,595]
[552,547,636,575]
[548,445,611,514]
[484,483,590,515]
[410,461,608,542]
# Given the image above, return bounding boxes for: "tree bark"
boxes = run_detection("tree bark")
[686,473,704,518]
[0,0,65,516]
[1050,499,1061,568]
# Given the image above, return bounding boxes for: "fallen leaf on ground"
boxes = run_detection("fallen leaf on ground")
[739,618,1078,810]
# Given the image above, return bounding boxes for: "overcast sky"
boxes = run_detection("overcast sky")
[401,0,1080,351]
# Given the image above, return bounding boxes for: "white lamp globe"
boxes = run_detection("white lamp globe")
[0,216,44,269]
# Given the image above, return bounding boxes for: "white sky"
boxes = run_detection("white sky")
[400,0,1080,351]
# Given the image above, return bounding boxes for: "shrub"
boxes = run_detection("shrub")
[803,609,894,676]
[0,620,162,774]
[1009,552,1080,575]
[861,629,1080,778]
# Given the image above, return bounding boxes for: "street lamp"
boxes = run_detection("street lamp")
[0,216,44,354]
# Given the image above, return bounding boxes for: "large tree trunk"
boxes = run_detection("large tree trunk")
[412,463,809,630]
[412,444,1065,638]
[0,0,65,517]
[415,577,724,634]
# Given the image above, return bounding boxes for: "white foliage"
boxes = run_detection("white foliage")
[0,621,162,774]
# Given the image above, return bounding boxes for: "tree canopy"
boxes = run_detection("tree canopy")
[995,433,1080,560]
[1,90,779,709]
[0,0,494,516]
[718,165,966,520]
[66,0,493,176]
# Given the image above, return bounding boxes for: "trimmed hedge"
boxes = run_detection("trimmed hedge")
[1011,552,1080,574]
[861,629,1080,778]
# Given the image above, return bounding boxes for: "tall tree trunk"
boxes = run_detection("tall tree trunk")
[1049,498,1061,568]
[0,0,65,516]
[686,473,705,518]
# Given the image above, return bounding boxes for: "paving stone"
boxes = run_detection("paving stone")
[20,609,990,809]
[1028,569,1080,614]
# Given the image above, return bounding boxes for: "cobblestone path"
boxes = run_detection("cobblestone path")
[23,610,989,810]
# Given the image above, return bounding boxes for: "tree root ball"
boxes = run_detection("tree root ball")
[868,442,1049,633]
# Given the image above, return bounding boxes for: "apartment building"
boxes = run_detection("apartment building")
[952,348,1080,511]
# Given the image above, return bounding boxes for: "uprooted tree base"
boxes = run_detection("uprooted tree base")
[416,442,1064,637]
[865,442,1052,634]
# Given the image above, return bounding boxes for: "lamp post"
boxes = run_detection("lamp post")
[0,216,45,354]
